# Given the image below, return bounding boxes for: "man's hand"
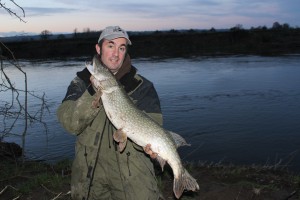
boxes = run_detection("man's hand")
[144,144,157,159]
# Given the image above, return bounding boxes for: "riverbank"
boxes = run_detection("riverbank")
[2,28,300,60]
[1,157,299,200]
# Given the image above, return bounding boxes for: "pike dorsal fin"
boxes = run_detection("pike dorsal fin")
[169,131,191,148]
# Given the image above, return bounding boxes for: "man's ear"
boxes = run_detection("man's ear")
[95,44,101,55]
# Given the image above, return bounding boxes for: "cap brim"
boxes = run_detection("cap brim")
[104,34,132,45]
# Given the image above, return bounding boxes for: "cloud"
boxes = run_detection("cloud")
[23,6,79,17]
[1,0,300,36]
[90,1,213,19]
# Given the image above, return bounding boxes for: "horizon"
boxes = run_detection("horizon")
[0,23,296,39]
[1,0,300,38]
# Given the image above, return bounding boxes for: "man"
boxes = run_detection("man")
[57,26,163,199]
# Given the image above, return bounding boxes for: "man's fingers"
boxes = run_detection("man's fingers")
[144,144,151,153]
[144,144,157,159]
[150,152,158,159]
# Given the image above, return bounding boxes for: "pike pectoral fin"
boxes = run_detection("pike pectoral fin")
[92,90,102,108]
[113,129,127,152]
[156,156,166,171]
[118,141,127,152]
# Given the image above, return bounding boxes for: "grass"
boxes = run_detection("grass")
[1,158,300,200]
[0,158,72,199]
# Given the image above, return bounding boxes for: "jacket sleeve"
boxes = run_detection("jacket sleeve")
[56,77,102,135]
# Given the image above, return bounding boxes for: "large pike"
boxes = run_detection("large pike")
[87,56,199,199]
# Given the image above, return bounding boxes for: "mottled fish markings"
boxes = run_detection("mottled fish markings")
[87,56,199,199]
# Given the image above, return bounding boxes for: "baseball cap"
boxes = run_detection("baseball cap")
[98,26,132,45]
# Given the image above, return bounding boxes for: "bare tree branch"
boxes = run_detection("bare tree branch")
[10,0,25,17]
[1,0,49,164]
[0,0,26,23]
[1,41,49,161]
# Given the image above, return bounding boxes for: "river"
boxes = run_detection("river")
[1,55,300,172]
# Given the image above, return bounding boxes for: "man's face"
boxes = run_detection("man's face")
[96,38,127,73]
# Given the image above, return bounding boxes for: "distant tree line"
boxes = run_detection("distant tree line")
[37,21,298,41]
[1,21,300,59]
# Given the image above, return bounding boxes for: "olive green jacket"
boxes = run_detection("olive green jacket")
[57,65,163,200]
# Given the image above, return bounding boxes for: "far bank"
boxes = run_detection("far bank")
[2,28,300,60]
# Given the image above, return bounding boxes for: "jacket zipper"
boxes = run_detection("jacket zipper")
[126,151,132,176]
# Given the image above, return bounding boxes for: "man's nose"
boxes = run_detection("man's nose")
[113,48,119,56]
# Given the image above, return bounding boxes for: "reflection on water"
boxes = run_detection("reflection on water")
[2,55,300,171]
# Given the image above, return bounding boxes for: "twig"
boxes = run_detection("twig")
[0,41,17,61]
[51,191,71,200]
[0,0,26,22]
[284,190,297,200]
[41,184,71,200]
[1,48,49,161]
[234,187,242,200]
[10,0,25,17]
[0,185,18,195]
[41,184,57,195]
[51,192,62,200]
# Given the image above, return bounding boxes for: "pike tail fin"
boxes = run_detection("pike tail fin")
[173,168,199,199]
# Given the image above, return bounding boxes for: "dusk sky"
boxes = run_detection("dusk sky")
[1,0,300,37]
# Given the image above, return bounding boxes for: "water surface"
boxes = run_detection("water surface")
[2,55,300,171]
